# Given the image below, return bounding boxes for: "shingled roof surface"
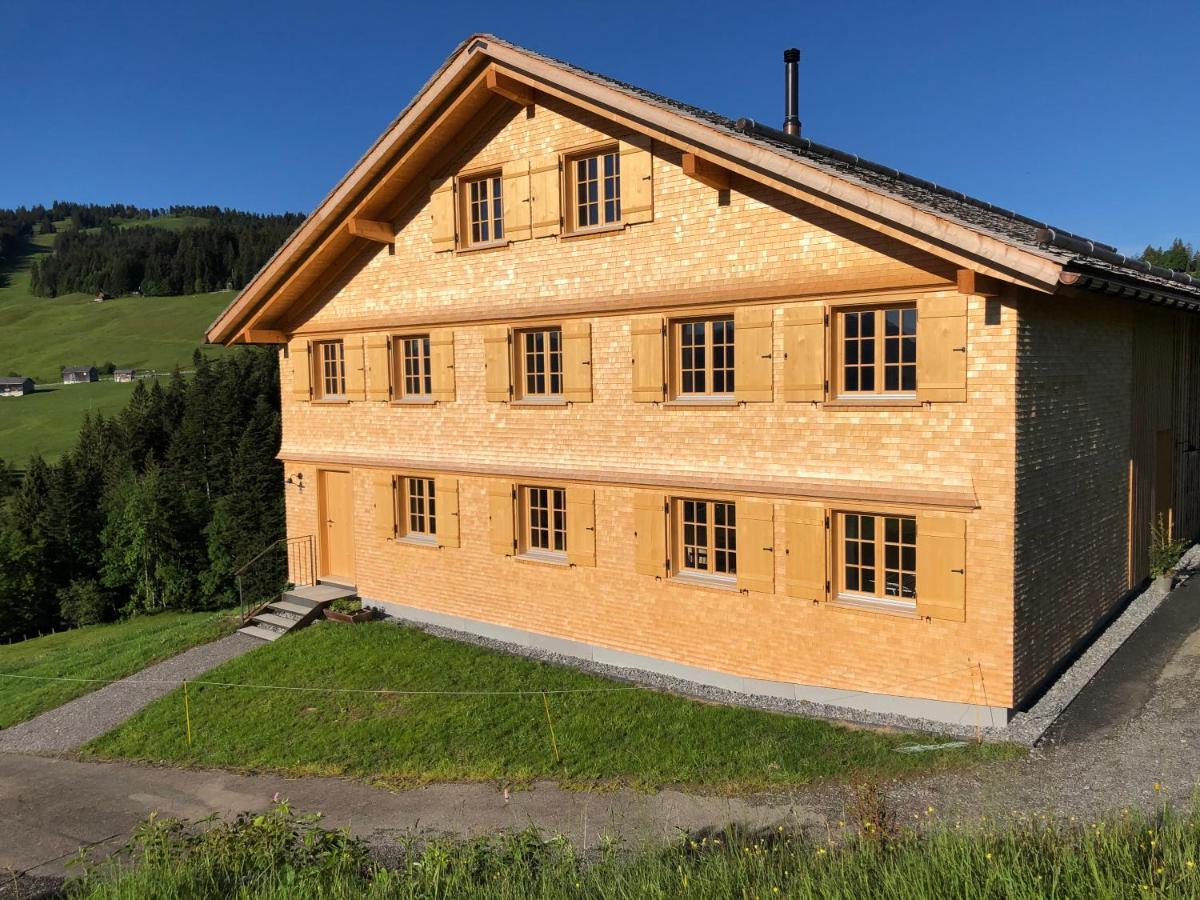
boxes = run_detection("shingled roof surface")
[484,35,1200,302]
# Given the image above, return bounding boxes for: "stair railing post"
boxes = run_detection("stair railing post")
[238,574,245,626]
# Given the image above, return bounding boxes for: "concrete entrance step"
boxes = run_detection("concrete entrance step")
[238,624,284,641]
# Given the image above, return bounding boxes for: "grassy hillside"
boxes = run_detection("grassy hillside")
[0,231,231,384]
[1,379,142,463]
[0,221,240,462]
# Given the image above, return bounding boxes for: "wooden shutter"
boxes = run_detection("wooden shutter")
[435,476,460,548]
[566,486,596,567]
[916,295,968,403]
[562,320,592,403]
[916,514,967,622]
[501,160,531,242]
[429,329,456,402]
[529,153,561,238]
[785,504,827,601]
[783,305,826,402]
[366,333,391,401]
[619,135,654,225]
[633,491,668,577]
[344,336,367,401]
[488,481,516,555]
[430,177,456,252]
[631,315,665,402]
[372,472,397,540]
[484,325,512,402]
[734,306,774,402]
[291,339,312,402]
[736,500,775,594]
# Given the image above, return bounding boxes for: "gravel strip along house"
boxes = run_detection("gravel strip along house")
[206,35,1200,728]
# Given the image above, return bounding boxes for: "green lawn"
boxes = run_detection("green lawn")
[0,611,235,728]
[86,622,1018,791]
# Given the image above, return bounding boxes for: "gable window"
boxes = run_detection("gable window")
[672,316,735,399]
[395,335,432,399]
[517,327,563,399]
[675,497,736,579]
[315,340,346,400]
[463,172,503,247]
[521,485,566,557]
[837,306,917,397]
[838,512,916,604]
[403,477,437,541]
[570,147,621,231]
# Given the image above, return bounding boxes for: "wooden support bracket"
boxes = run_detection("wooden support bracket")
[240,329,287,345]
[346,218,396,244]
[682,152,730,191]
[485,66,535,107]
[956,269,1002,297]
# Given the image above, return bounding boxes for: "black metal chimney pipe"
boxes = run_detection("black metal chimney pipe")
[783,48,801,136]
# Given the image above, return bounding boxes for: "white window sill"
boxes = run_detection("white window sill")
[390,397,437,406]
[511,397,567,407]
[830,593,918,618]
[670,571,738,592]
[561,223,624,240]
[397,534,438,548]
[664,396,738,408]
[516,550,569,567]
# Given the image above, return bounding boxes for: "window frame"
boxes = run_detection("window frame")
[672,496,737,584]
[518,484,567,561]
[514,325,565,402]
[313,339,347,401]
[834,510,918,608]
[669,315,736,401]
[565,144,622,234]
[833,304,918,400]
[458,170,505,250]
[392,333,433,402]
[399,476,438,544]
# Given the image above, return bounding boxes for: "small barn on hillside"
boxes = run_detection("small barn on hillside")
[94,291,112,302]
[62,366,98,384]
[114,368,137,383]
[0,377,34,397]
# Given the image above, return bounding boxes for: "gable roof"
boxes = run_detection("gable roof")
[208,34,1200,345]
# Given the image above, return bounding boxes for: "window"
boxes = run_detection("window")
[395,335,432,399]
[517,327,563,399]
[315,340,346,399]
[521,486,566,556]
[462,172,503,247]
[676,498,737,578]
[570,147,621,231]
[403,477,437,540]
[838,512,917,603]
[838,306,917,396]
[673,317,735,398]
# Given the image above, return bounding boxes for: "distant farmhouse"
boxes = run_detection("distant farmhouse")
[94,291,112,302]
[0,377,34,397]
[114,368,137,383]
[62,366,98,384]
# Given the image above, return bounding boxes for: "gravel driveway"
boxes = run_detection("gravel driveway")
[0,634,259,754]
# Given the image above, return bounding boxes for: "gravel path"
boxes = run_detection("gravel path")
[0,634,259,754]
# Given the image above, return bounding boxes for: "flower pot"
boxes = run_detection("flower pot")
[323,607,374,624]
[1152,573,1175,594]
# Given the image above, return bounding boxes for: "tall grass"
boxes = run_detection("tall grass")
[69,801,1200,899]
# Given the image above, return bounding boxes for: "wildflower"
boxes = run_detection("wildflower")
[1154,783,1162,792]
[926,806,934,815]
[1186,860,1195,869]
[838,821,845,828]
[985,853,992,860]
[817,847,827,856]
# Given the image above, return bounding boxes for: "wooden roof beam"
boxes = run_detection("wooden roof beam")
[957,269,1002,297]
[486,66,534,107]
[346,217,396,244]
[239,329,287,345]
[682,152,730,191]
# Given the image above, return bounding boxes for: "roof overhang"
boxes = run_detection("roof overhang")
[207,35,1068,346]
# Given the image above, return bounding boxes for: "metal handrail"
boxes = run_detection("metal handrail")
[237,534,316,625]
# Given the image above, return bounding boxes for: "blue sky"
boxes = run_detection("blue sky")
[3,0,1197,254]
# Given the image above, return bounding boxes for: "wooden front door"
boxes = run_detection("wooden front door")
[318,469,356,583]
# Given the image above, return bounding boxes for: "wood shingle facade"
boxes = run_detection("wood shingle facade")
[208,35,1200,726]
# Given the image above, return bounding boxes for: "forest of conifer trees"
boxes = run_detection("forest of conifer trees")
[0,349,285,642]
